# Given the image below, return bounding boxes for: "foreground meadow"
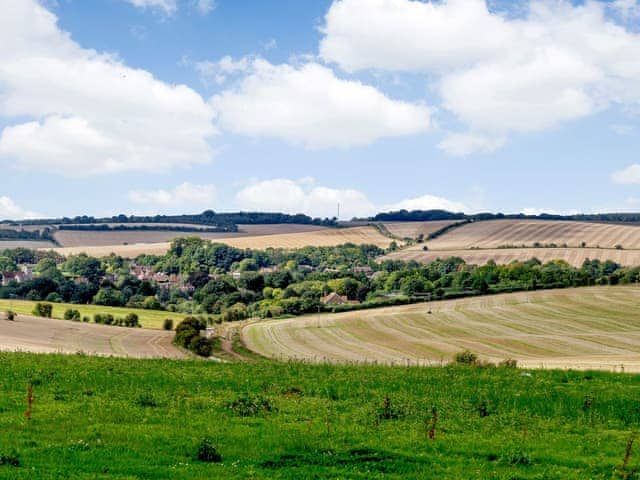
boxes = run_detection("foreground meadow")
[1,353,640,479]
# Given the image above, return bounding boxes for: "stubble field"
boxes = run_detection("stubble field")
[243,285,640,371]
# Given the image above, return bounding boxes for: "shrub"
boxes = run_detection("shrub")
[136,393,158,408]
[498,358,518,368]
[82,316,90,323]
[32,303,53,318]
[163,318,174,331]
[64,309,81,321]
[4,310,16,321]
[189,337,213,357]
[454,350,478,365]
[196,437,222,463]
[124,313,139,328]
[0,450,20,467]
[227,396,274,417]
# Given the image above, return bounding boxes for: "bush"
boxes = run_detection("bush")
[4,310,16,321]
[227,396,274,417]
[64,309,81,321]
[32,302,53,318]
[0,450,20,467]
[454,350,478,365]
[135,393,158,408]
[196,437,222,463]
[499,358,518,368]
[82,316,90,323]
[173,317,212,357]
[124,313,140,328]
[163,318,174,331]
[189,336,213,357]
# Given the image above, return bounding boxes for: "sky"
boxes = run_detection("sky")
[2,0,640,220]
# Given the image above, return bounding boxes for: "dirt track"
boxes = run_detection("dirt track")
[0,314,186,358]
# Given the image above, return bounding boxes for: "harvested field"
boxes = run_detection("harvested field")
[243,285,640,371]
[53,230,243,247]
[383,246,640,267]
[0,240,57,249]
[0,314,185,358]
[46,226,392,257]
[53,223,329,247]
[425,219,640,250]
[381,220,459,239]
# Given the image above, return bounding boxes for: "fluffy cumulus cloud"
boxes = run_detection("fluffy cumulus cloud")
[320,0,640,154]
[235,178,376,219]
[235,178,469,219]
[0,0,216,175]
[0,196,40,220]
[611,164,640,184]
[129,182,217,209]
[210,58,431,149]
[382,194,468,214]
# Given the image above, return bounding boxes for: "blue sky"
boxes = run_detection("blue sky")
[2,0,640,220]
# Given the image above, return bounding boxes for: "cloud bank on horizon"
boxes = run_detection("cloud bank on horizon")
[1,0,640,219]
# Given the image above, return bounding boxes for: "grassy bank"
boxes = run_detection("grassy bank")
[0,299,185,329]
[1,353,640,478]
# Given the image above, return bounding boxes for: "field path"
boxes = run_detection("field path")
[0,315,186,358]
[243,286,640,372]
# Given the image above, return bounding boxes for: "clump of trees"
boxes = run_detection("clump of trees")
[32,303,52,318]
[173,317,213,357]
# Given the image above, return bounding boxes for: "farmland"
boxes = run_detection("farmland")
[244,285,640,371]
[1,353,640,478]
[0,299,185,330]
[382,220,458,239]
[384,246,640,267]
[425,219,640,250]
[0,315,184,358]
[47,225,393,257]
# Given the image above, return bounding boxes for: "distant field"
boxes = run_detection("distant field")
[383,246,640,266]
[244,285,640,371]
[425,219,640,250]
[46,225,392,257]
[0,299,185,329]
[53,223,330,247]
[381,220,458,239]
[0,240,57,249]
[0,314,184,358]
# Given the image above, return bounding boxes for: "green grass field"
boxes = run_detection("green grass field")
[0,299,186,329]
[1,353,640,478]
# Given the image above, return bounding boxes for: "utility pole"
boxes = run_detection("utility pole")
[337,202,340,220]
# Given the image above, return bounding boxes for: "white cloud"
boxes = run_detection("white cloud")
[235,178,376,219]
[438,132,505,157]
[611,124,634,135]
[612,164,640,184]
[235,178,469,218]
[194,56,251,85]
[520,207,579,216]
[129,182,217,209]
[0,0,216,176]
[195,0,216,14]
[610,0,640,19]
[382,194,468,213]
[320,0,640,154]
[124,0,177,15]
[211,58,431,148]
[0,196,40,220]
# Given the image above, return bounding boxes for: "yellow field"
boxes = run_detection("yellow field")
[383,246,640,267]
[45,225,392,257]
[425,219,640,250]
[0,299,186,329]
[243,285,640,371]
[381,220,458,239]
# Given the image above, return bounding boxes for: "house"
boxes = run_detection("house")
[259,266,280,274]
[18,264,34,280]
[320,292,350,305]
[1,271,28,286]
[352,266,374,277]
